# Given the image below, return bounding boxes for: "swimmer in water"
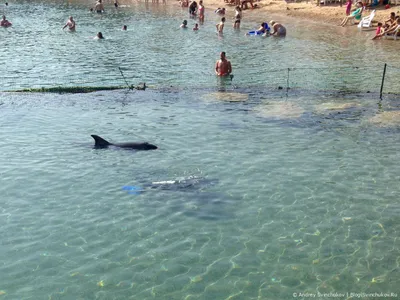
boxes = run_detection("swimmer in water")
[62,16,76,31]
[95,31,104,39]
[0,15,12,27]
[180,19,188,28]
[122,25,127,30]
[193,23,199,31]
[215,51,232,76]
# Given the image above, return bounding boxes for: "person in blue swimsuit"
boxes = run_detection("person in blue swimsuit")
[246,22,269,35]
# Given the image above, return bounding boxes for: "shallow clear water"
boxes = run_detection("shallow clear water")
[1,1,400,300]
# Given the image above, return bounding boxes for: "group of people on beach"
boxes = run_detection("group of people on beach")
[180,1,286,37]
[339,0,400,39]
[372,11,400,39]
[178,1,287,78]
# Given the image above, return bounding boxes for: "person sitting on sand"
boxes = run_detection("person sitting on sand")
[215,51,232,76]
[215,7,225,15]
[339,1,363,27]
[94,31,104,39]
[0,15,12,27]
[241,0,254,10]
[62,16,76,31]
[180,0,189,7]
[267,20,286,36]
[216,17,226,34]
[180,19,188,28]
[94,0,104,13]
[373,18,400,40]
[384,12,396,26]
[371,22,383,39]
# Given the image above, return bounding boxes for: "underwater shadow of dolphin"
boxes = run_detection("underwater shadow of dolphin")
[91,135,158,150]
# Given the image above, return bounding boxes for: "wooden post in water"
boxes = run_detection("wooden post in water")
[286,68,290,98]
[380,63,387,100]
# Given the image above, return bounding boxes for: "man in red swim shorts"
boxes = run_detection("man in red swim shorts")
[215,52,232,76]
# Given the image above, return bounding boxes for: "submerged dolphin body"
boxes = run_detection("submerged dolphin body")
[91,135,158,150]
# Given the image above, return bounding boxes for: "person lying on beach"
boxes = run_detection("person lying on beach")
[267,20,286,36]
[0,15,12,27]
[246,22,269,35]
[216,17,226,34]
[215,51,232,76]
[339,1,363,27]
[372,18,400,40]
[215,7,226,15]
[62,16,76,31]
[180,19,188,28]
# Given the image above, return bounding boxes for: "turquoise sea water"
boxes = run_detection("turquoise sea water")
[1,1,400,300]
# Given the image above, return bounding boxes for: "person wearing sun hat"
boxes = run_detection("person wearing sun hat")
[266,20,286,37]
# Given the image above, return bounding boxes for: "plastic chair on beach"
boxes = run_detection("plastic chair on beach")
[357,9,376,30]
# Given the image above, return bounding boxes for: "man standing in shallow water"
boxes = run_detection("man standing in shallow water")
[62,16,76,31]
[215,52,232,76]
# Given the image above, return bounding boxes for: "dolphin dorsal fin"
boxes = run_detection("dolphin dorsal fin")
[91,135,112,147]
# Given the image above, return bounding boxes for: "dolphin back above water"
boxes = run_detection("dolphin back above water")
[91,135,158,150]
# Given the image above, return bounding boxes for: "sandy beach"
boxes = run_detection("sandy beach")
[182,0,399,27]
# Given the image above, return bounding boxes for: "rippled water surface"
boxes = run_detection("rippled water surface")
[1,1,400,300]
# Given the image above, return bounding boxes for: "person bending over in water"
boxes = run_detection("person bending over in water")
[216,17,226,34]
[62,16,76,31]
[267,20,286,36]
[189,1,197,16]
[215,51,232,76]
[1,15,12,27]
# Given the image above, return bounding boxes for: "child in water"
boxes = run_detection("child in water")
[216,17,225,34]
[193,23,199,31]
[180,20,188,28]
